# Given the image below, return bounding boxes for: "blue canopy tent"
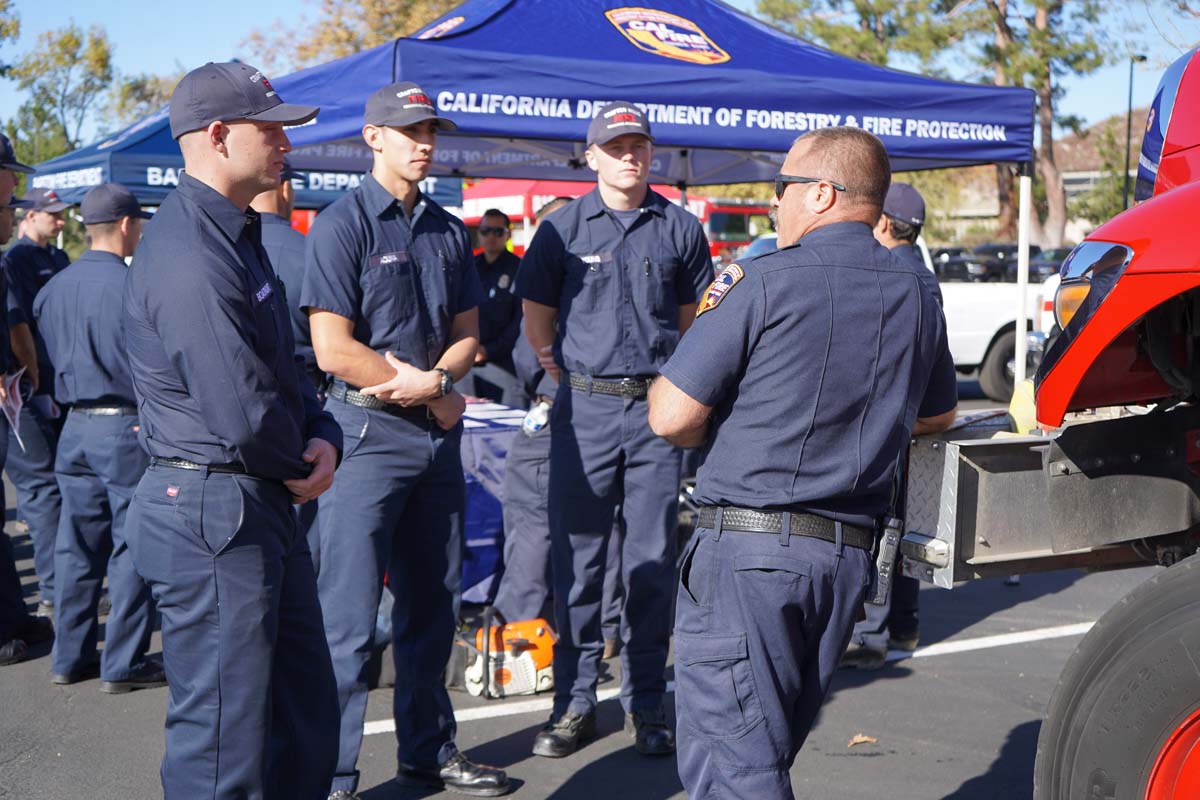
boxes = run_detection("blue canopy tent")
[277,0,1035,184]
[28,108,462,209]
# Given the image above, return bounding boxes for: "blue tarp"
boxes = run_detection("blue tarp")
[28,107,463,209]
[278,0,1036,184]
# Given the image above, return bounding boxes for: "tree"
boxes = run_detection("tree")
[8,23,113,149]
[0,0,19,76]
[241,0,461,74]
[756,0,980,70]
[1069,121,1126,227]
[106,71,182,130]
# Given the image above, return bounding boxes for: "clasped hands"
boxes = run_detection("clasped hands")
[359,351,465,430]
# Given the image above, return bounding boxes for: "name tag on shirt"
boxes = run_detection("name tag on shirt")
[580,252,613,271]
[254,281,273,305]
[369,250,410,268]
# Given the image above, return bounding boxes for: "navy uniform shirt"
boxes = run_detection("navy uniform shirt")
[34,250,135,406]
[124,173,341,480]
[660,221,957,528]
[890,242,943,307]
[300,172,481,374]
[3,235,70,393]
[259,211,317,379]
[475,249,521,368]
[516,188,712,377]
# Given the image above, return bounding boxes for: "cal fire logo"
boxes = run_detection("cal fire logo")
[605,7,730,65]
[418,15,466,40]
[249,71,277,98]
[696,264,744,317]
[397,86,435,110]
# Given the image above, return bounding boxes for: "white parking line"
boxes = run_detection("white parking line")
[362,620,1096,737]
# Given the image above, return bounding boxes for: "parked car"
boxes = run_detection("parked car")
[931,245,988,282]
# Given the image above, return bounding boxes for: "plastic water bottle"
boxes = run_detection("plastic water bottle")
[522,400,551,437]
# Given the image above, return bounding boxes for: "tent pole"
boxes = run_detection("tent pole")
[1013,162,1033,392]
[678,149,689,208]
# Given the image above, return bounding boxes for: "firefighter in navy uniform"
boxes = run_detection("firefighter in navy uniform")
[649,127,957,800]
[517,102,712,758]
[123,62,342,800]
[464,208,523,406]
[301,82,509,799]
[36,183,163,693]
[2,186,72,620]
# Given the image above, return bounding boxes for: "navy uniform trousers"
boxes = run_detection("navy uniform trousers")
[126,464,339,800]
[50,411,154,679]
[494,421,624,640]
[0,415,27,639]
[316,400,464,795]
[548,385,680,715]
[7,397,63,605]
[675,525,870,800]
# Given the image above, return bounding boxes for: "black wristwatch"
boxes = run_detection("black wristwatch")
[434,367,453,397]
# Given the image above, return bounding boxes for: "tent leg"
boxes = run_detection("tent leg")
[1013,166,1033,392]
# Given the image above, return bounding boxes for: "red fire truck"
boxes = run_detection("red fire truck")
[900,47,1200,798]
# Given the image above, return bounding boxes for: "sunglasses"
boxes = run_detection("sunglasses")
[479,226,508,237]
[774,174,848,199]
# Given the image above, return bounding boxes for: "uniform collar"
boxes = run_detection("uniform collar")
[476,250,516,270]
[177,172,257,241]
[580,185,668,221]
[361,172,427,221]
[15,235,48,251]
[259,211,292,227]
[797,220,875,245]
[78,249,128,267]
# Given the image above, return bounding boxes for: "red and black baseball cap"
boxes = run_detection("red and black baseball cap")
[169,62,319,140]
[22,188,71,213]
[587,102,654,147]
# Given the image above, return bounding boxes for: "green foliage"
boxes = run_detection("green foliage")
[106,71,182,131]
[1069,122,1127,226]
[8,23,113,148]
[0,0,19,76]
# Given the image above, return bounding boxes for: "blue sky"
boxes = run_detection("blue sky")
[2,0,1196,143]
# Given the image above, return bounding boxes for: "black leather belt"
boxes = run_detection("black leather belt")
[697,506,875,551]
[150,456,246,474]
[328,382,433,421]
[71,405,137,416]
[566,373,654,400]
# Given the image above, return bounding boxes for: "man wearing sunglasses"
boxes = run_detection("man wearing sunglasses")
[649,127,957,799]
[465,209,523,405]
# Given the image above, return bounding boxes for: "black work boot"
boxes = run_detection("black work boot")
[532,710,596,758]
[100,660,167,694]
[396,751,509,797]
[625,706,675,755]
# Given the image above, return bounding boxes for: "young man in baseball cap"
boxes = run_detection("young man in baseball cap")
[125,62,342,799]
[302,81,507,798]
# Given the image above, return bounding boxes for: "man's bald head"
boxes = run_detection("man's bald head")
[792,127,891,219]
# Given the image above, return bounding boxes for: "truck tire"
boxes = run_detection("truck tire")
[1033,555,1200,800]
[978,330,1015,402]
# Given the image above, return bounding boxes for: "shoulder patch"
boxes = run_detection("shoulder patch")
[695,264,744,318]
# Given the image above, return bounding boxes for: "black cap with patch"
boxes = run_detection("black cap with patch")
[22,188,71,213]
[364,82,457,131]
[169,62,319,140]
[587,102,654,147]
[0,133,34,175]
[81,183,153,225]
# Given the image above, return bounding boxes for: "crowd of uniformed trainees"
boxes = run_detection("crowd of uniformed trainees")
[0,60,958,800]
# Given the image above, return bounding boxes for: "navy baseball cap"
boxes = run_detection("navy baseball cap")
[0,133,34,175]
[81,183,153,225]
[587,102,654,147]
[22,188,70,213]
[883,182,925,226]
[5,196,33,210]
[169,62,319,140]
[364,82,457,131]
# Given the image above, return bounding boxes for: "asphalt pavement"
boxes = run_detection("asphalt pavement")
[5,382,1136,800]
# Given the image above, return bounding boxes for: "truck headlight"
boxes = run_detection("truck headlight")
[1051,242,1134,331]
[1054,279,1091,329]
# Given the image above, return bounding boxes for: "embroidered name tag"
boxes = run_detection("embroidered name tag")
[580,252,614,265]
[369,250,409,267]
[254,281,273,304]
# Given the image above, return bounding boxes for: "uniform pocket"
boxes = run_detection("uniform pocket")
[196,476,247,556]
[674,632,764,740]
[646,258,680,314]
[678,531,710,607]
[564,255,613,312]
[362,254,417,318]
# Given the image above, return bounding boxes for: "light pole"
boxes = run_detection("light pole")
[1124,53,1148,210]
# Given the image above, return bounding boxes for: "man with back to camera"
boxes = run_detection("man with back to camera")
[123,61,342,799]
[0,134,53,666]
[35,182,164,693]
[517,102,713,758]
[2,186,72,620]
[301,81,509,799]
[464,208,523,406]
[648,127,958,799]
[873,181,942,306]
